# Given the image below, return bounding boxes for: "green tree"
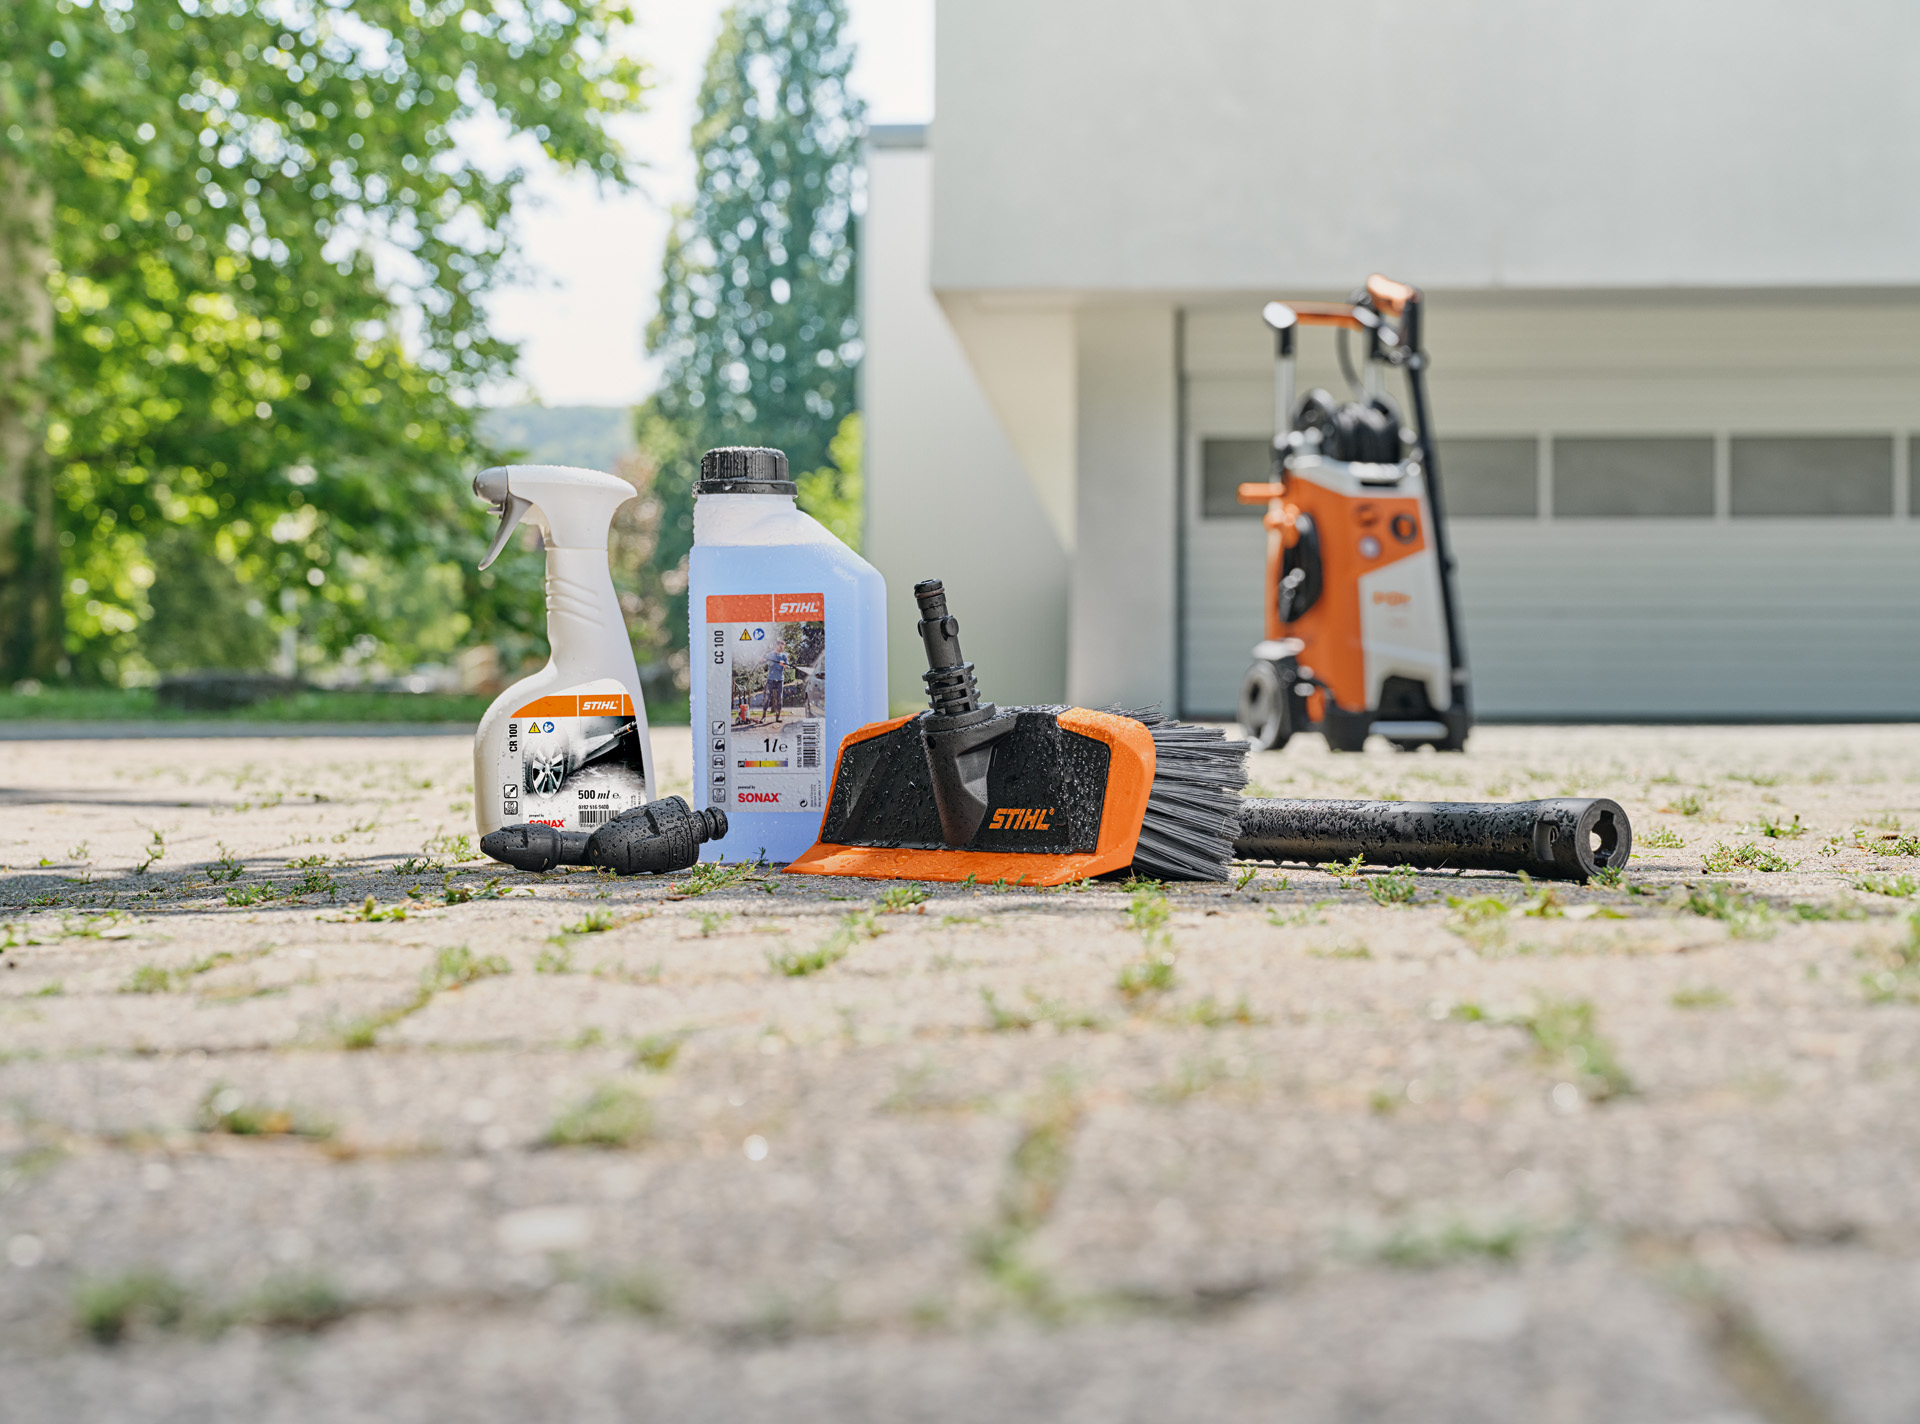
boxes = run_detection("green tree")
[638,0,861,678]
[795,409,860,550]
[0,0,644,684]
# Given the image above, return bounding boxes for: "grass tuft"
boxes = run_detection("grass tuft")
[1703,842,1793,874]
[197,1085,334,1139]
[1671,985,1730,1010]
[547,1083,651,1148]
[670,854,768,898]
[1366,865,1419,906]
[1853,872,1918,899]
[75,1270,192,1345]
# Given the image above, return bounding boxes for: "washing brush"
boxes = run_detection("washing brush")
[785,579,1246,885]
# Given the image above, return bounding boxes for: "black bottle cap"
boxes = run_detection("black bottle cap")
[696,447,795,495]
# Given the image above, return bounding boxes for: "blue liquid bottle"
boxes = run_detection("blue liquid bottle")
[688,447,886,863]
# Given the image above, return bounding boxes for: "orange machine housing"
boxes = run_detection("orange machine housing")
[1236,483,1429,726]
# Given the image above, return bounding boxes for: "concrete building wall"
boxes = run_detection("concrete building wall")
[1069,305,1179,709]
[862,133,1069,712]
[933,0,1920,294]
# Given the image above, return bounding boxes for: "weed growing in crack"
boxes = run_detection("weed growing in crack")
[290,868,338,900]
[197,1085,334,1140]
[1520,998,1632,1101]
[422,831,480,863]
[1372,1217,1526,1269]
[1853,872,1918,899]
[980,988,1105,1033]
[1178,994,1265,1027]
[224,883,274,907]
[877,885,929,913]
[206,845,245,882]
[1116,953,1177,998]
[670,854,768,898]
[534,945,576,974]
[1452,996,1632,1101]
[971,1078,1080,1315]
[1861,913,1920,1005]
[75,1270,192,1344]
[1671,985,1730,1010]
[547,1083,651,1148]
[1790,899,1866,922]
[1319,854,1366,880]
[121,965,176,995]
[1266,899,1336,927]
[629,1032,686,1072]
[426,945,509,991]
[1638,826,1686,850]
[1703,842,1793,874]
[1674,882,1772,937]
[1367,865,1419,906]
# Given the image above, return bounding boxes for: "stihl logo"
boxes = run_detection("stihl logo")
[775,593,824,619]
[1372,591,1411,606]
[580,697,623,713]
[738,792,781,804]
[988,807,1053,831]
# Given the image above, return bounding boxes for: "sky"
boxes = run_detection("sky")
[481,0,933,409]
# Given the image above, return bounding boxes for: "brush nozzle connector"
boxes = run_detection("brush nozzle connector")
[913,578,986,718]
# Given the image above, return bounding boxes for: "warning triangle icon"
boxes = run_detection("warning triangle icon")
[739,629,753,640]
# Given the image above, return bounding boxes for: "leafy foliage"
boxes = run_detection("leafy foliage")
[637,0,862,660]
[0,0,644,682]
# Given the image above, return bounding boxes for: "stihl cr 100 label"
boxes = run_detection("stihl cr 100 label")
[704,592,826,814]
[497,679,648,832]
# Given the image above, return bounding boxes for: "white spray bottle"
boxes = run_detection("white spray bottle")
[471,464,655,840]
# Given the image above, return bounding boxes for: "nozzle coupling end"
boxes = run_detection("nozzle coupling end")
[481,796,728,877]
[913,578,985,719]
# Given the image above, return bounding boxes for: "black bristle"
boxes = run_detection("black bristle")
[1111,708,1248,881]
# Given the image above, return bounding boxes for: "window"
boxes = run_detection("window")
[1436,438,1537,517]
[1728,437,1894,516]
[1200,438,1270,518]
[1553,437,1714,517]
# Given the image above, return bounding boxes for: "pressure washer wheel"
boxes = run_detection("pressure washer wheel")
[1237,659,1293,752]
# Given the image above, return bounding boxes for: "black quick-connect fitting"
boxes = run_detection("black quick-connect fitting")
[912,578,1015,847]
[1233,797,1631,882]
[480,796,728,875]
[914,579,986,721]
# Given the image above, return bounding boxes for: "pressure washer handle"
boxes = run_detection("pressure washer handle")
[1232,796,1631,882]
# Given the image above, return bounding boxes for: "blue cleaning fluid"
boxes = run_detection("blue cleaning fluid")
[688,446,886,864]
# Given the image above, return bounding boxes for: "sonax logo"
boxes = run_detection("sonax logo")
[1371,590,1411,607]
[738,791,782,804]
[988,807,1053,831]
[531,817,566,827]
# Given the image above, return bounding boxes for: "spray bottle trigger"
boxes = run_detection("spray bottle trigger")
[474,467,533,571]
[477,493,532,571]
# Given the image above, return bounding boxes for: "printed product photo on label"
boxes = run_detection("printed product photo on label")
[704,593,827,815]
[496,679,649,831]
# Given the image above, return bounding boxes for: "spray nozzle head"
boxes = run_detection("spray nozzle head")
[472,464,637,571]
